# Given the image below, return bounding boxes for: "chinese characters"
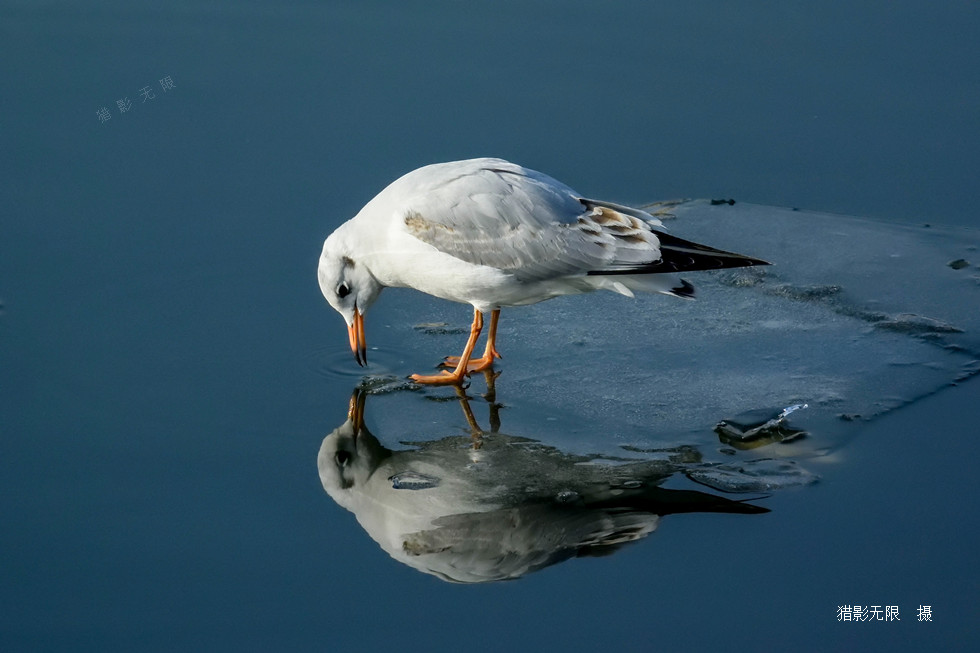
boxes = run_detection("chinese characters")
[96,75,176,124]
[837,605,933,622]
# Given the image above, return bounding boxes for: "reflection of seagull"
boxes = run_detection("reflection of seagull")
[317,158,768,384]
[317,392,768,584]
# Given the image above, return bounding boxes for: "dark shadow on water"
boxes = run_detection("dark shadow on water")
[317,378,772,584]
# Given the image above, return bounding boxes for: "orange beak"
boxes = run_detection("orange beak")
[347,306,367,366]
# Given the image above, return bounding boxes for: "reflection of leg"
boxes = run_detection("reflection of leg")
[480,369,502,433]
[453,385,483,448]
[454,371,503,446]
[441,309,501,372]
[411,309,483,385]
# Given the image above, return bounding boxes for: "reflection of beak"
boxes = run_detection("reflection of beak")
[347,390,365,442]
[348,306,366,366]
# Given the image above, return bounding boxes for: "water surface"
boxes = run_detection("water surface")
[2,1,978,650]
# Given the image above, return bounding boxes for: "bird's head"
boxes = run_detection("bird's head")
[317,230,382,366]
[317,392,392,504]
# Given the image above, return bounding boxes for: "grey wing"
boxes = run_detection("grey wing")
[400,163,664,281]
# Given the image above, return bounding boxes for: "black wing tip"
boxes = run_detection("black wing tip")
[739,255,772,267]
[652,242,771,274]
[655,231,771,272]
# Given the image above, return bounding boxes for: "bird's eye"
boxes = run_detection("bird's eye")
[335,450,352,467]
[336,283,351,299]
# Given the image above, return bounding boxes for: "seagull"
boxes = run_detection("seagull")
[318,158,768,384]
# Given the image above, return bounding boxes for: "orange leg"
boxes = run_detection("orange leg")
[440,309,501,373]
[411,309,484,385]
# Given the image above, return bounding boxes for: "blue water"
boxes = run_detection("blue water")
[2,1,978,650]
